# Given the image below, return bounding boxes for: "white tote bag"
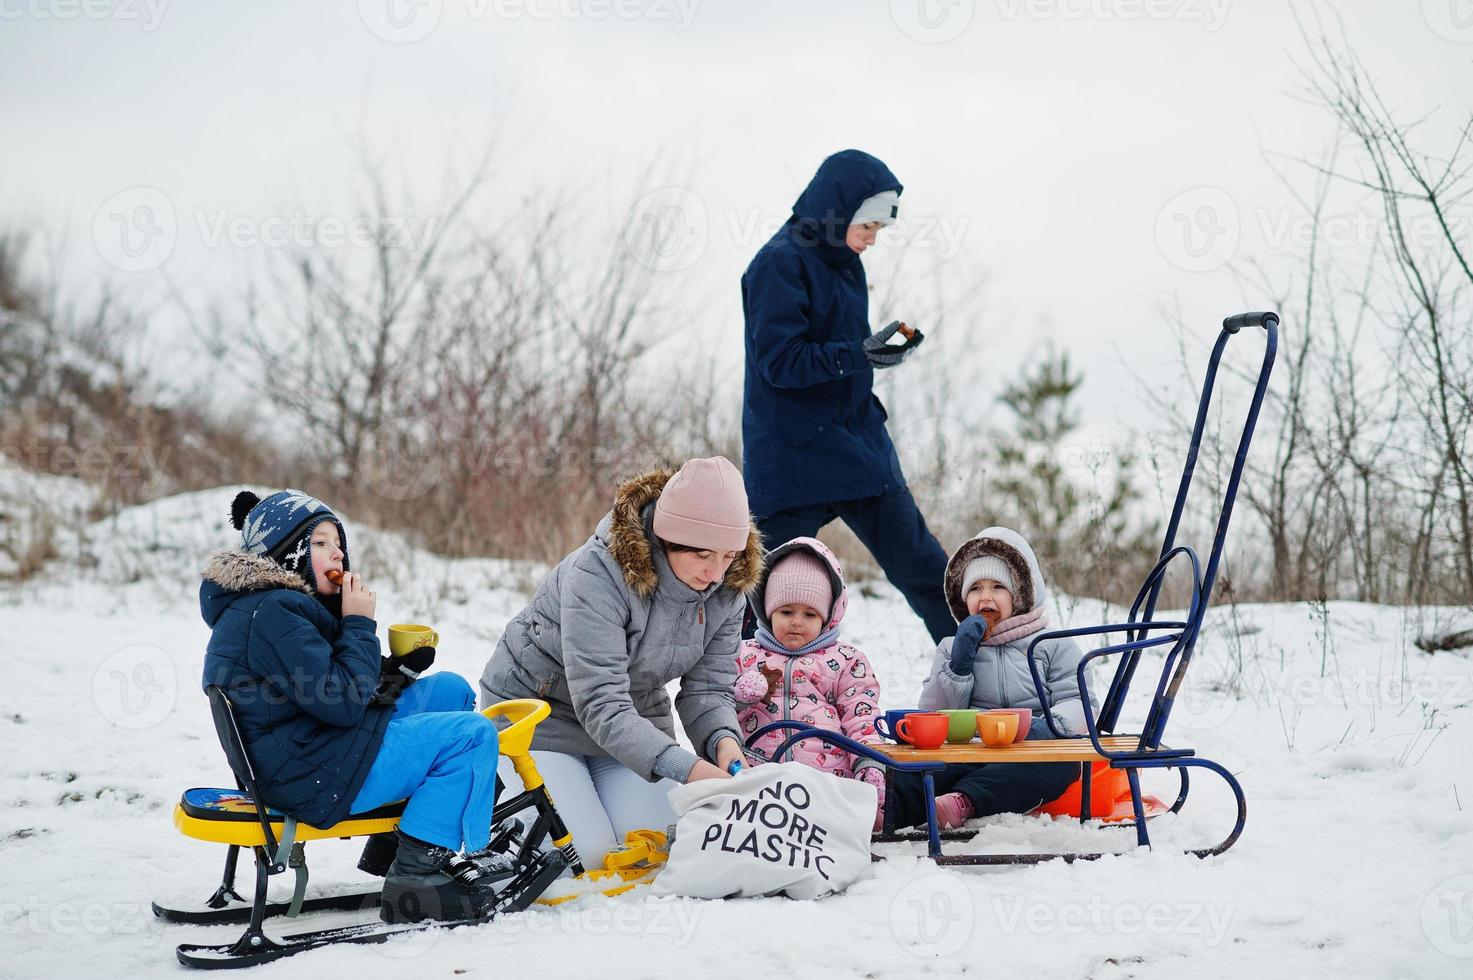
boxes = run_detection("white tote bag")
[650,762,877,900]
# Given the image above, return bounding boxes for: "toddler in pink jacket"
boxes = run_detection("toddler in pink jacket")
[733,537,887,828]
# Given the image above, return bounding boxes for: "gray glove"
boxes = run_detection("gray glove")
[862,320,925,369]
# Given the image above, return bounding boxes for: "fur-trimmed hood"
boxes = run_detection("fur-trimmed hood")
[204,549,312,594]
[602,468,763,600]
[480,466,760,777]
[942,527,1045,623]
[200,549,312,627]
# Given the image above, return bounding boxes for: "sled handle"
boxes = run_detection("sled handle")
[1221,311,1279,333]
[481,698,551,757]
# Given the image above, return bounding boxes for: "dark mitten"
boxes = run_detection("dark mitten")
[370,648,437,706]
[947,615,990,675]
[395,647,436,677]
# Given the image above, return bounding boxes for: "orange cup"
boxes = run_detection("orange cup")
[895,711,950,750]
[977,710,1021,747]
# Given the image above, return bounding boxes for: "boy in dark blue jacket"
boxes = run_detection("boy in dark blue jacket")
[201,488,504,923]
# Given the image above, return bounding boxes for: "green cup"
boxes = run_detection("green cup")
[941,709,979,743]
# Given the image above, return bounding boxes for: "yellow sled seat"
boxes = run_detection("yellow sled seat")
[172,791,404,848]
[173,698,552,848]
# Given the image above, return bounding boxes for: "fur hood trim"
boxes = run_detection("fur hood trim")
[203,549,312,595]
[942,528,1043,622]
[606,468,764,599]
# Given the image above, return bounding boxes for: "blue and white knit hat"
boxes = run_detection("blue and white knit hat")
[228,489,348,589]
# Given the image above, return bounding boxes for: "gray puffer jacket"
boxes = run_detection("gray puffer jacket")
[479,468,763,782]
[918,527,1095,734]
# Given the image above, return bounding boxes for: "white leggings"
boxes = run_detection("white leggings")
[497,750,679,873]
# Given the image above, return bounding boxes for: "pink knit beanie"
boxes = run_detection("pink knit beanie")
[764,550,834,620]
[652,457,751,552]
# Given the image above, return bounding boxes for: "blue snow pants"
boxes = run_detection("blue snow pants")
[349,672,500,851]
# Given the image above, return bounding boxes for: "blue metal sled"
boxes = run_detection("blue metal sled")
[745,311,1278,866]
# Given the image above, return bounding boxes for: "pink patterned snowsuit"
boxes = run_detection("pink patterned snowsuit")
[733,538,882,778]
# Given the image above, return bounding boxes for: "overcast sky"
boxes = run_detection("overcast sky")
[3,0,1470,441]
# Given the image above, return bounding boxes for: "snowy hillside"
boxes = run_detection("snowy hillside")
[3,480,1471,979]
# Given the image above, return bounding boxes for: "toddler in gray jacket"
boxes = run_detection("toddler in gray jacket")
[889,526,1093,830]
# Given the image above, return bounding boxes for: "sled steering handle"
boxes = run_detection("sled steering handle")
[1222,311,1279,333]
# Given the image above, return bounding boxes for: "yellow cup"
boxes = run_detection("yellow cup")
[388,623,439,657]
[977,710,1020,747]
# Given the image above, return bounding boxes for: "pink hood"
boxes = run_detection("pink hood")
[747,536,849,634]
[735,537,880,778]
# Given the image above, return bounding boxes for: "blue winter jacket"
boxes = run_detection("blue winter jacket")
[741,148,907,518]
[199,549,390,828]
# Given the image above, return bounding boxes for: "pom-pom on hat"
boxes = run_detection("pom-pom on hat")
[229,489,347,590]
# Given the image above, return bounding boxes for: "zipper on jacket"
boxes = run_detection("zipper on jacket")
[997,647,1008,708]
[697,602,704,625]
[781,656,795,762]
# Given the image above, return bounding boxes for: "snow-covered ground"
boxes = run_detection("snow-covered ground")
[3,469,1471,978]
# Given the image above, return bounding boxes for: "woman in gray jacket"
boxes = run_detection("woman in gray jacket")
[887,526,1093,830]
[480,457,763,866]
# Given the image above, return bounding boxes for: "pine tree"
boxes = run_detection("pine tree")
[984,347,1158,605]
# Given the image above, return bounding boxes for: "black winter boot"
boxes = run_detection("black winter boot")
[357,832,398,877]
[379,831,501,924]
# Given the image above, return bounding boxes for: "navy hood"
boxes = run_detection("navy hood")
[789,149,902,267]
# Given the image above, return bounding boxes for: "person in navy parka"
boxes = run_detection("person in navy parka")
[741,149,953,642]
